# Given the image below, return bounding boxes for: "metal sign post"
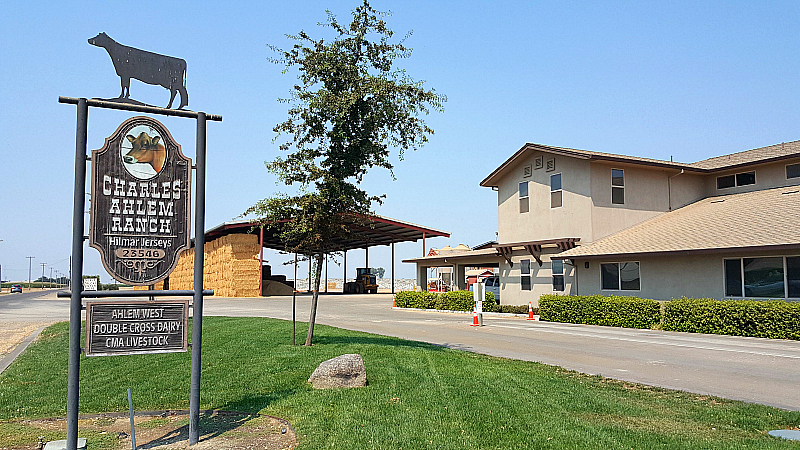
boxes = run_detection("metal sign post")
[60,96,220,450]
[189,111,207,445]
[473,281,484,327]
[292,252,297,346]
[66,98,88,450]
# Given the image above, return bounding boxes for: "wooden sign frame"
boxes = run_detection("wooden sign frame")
[85,300,189,356]
[89,116,192,285]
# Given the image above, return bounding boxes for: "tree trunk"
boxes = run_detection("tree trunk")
[304,253,325,346]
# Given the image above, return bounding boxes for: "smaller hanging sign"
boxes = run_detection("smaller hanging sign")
[90,116,191,285]
[85,300,189,356]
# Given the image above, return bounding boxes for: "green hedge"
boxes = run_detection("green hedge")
[399,291,800,339]
[395,291,437,309]
[395,290,496,311]
[539,294,661,329]
[663,297,800,340]
[497,304,535,315]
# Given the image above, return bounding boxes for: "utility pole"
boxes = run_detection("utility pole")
[26,256,34,289]
[40,263,46,290]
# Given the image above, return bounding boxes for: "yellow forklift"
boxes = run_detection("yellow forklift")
[344,267,379,294]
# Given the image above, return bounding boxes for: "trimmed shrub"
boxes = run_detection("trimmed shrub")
[485,292,496,308]
[395,290,495,311]
[435,291,474,311]
[539,294,660,329]
[496,304,535,315]
[395,291,437,309]
[663,297,800,340]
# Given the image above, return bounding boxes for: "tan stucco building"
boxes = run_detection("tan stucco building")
[409,140,800,305]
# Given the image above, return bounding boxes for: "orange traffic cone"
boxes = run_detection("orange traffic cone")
[471,308,480,326]
[392,294,396,308]
[527,301,534,320]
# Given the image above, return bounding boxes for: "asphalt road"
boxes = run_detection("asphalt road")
[2,291,799,411]
[0,290,69,322]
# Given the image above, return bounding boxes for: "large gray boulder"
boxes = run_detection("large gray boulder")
[308,354,367,389]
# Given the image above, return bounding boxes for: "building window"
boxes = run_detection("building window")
[724,259,742,297]
[550,173,562,208]
[724,256,800,298]
[717,171,756,189]
[788,257,800,298]
[737,172,756,186]
[552,259,564,291]
[601,262,640,290]
[519,181,529,213]
[611,169,624,204]
[521,259,531,290]
[717,175,735,189]
[787,163,800,179]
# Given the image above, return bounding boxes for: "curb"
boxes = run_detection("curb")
[0,326,46,374]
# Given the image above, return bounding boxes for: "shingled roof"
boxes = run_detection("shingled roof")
[481,140,800,187]
[553,185,800,259]
[689,140,800,170]
[480,143,694,187]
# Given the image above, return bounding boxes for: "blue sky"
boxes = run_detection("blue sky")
[1,1,799,282]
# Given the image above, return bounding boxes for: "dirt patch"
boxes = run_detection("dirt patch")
[0,322,51,356]
[17,410,297,450]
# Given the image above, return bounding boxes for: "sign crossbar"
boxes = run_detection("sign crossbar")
[57,289,214,298]
[59,96,222,121]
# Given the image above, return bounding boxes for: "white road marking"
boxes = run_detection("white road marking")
[487,323,800,359]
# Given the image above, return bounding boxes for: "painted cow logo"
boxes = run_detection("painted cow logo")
[120,126,166,180]
[124,132,165,174]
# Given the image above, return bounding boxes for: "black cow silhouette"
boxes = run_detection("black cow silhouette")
[89,32,189,109]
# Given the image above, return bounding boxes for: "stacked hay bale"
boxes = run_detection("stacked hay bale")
[169,249,194,290]
[133,234,260,297]
[227,234,261,297]
[133,280,166,290]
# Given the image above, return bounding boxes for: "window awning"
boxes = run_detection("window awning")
[493,238,580,267]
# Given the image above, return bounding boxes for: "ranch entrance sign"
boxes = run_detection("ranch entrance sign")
[61,31,221,448]
[89,116,191,285]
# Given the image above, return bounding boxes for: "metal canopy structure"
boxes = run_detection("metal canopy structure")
[203,214,449,296]
[204,215,450,253]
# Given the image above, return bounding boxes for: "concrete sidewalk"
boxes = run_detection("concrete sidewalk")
[0,326,46,374]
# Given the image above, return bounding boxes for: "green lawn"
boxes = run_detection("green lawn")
[0,317,798,449]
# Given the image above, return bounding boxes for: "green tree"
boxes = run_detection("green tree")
[374,267,385,279]
[246,0,444,346]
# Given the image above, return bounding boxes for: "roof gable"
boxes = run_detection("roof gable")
[480,143,696,187]
[481,140,800,188]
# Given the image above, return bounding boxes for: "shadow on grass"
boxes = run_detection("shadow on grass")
[138,392,298,448]
[311,333,447,351]
[137,410,252,448]
[219,391,300,414]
